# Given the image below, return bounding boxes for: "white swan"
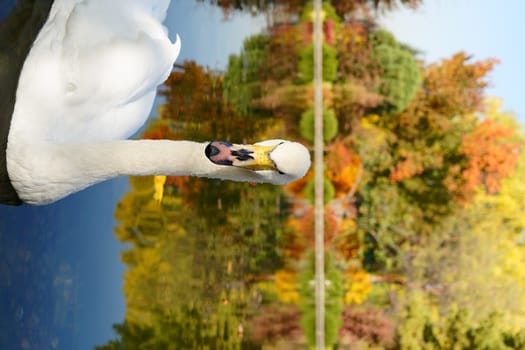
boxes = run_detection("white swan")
[5,0,310,205]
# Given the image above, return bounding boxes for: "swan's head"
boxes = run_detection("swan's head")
[205,140,311,185]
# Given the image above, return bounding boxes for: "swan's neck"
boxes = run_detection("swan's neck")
[7,140,264,205]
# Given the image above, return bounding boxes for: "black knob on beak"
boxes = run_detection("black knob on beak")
[206,142,234,165]
[205,143,220,158]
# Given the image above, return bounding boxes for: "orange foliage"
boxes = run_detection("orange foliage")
[389,151,426,183]
[326,140,362,197]
[142,123,172,140]
[283,217,307,260]
[453,119,522,197]
[285,167,312,197]
[164,176,200,204]
[283,197,360,265]
[161,61,216,123]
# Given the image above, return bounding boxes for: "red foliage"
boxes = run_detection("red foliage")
[339,305,396,347]
[302,19,335,46]
[324,19,335,46]
[250,305,303,343]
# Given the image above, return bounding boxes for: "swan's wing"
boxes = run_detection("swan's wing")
[34,0,181,141]
[12,0,180,142]
[59,2,180,108]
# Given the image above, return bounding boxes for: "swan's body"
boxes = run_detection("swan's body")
[9,0,176,143]
[6,0,310,205]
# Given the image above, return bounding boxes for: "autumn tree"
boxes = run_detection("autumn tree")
[355,55,502,272]
[389,103,525,348]
[199,0,421,18]
[160,60,269,142]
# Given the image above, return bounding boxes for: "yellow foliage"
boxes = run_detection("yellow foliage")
[275,270,300,304]
[360,114,379,129]
[153,175,167,202]
[446,149,525,328]
[344,269,372,304]
[360,114,388,145]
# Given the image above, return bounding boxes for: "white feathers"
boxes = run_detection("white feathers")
[6,1,310,205]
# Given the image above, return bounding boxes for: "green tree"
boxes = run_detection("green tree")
[369,29,421,113]
[299,107,338,143]
[298,43,338,83]
[299,251,344,349]
[223,34,270,115]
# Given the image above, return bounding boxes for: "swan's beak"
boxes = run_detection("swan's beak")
[205,141,279,171]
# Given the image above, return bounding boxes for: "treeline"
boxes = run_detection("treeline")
[97,1,525,349]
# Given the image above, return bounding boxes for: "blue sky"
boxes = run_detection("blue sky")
[165,2,265,70]
[379,0,525,124]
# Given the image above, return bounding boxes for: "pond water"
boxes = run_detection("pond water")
[0,1,277,349]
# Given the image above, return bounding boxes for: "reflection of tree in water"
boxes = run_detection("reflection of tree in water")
[99,60,290,347]
[101,174,288,348]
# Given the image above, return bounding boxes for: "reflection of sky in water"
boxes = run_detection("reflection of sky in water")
[0,2,264,349]
[0,1,16,21]
[0,181,129,349]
